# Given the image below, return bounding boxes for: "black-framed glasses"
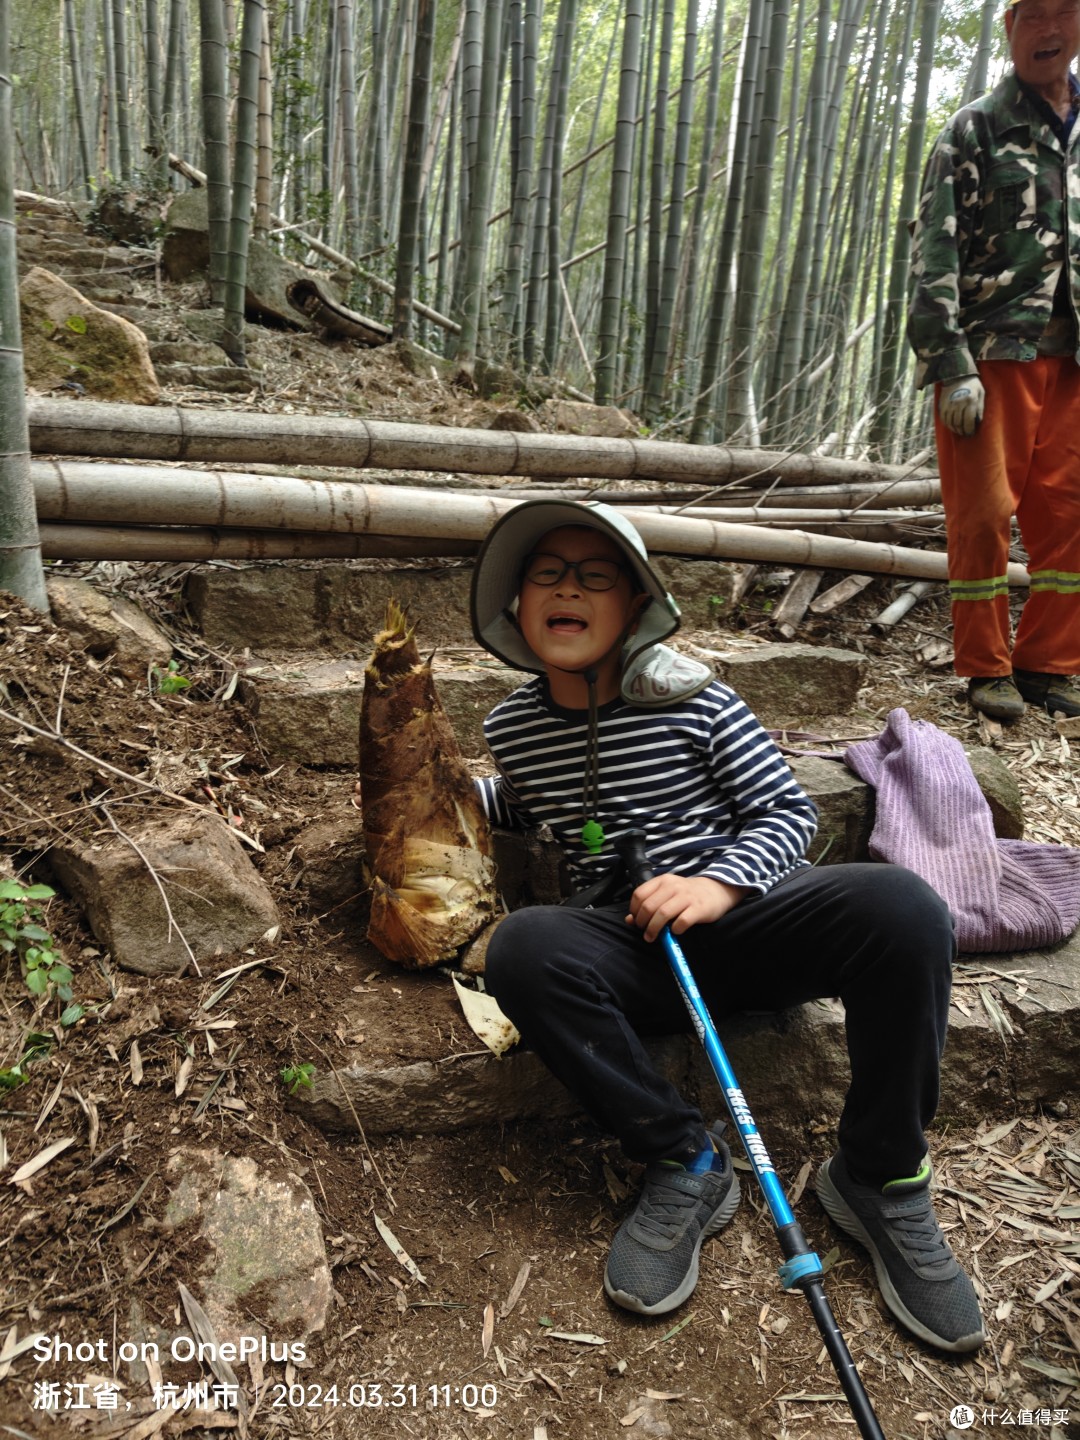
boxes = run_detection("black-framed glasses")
[523,553,627,592]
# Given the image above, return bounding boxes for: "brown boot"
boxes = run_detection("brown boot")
[967,675,1025,722]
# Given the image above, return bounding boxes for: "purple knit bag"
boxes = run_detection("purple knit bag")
[844,708,1080,953]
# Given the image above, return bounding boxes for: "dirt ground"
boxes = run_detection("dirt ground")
[2,247,1080,1437]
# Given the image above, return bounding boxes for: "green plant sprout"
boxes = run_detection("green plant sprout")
[152,660,192,695]
[0,879,82,1024]
[0,1032,53,1089]
[279,1062,315,1095]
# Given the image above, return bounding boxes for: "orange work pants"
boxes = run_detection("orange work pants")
[934,356,1080,678]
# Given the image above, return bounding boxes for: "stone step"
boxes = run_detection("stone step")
[240,653,520,763]
[293,931,1080,1151]
[18,240,153,271]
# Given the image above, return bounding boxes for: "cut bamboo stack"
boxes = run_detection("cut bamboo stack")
[26,398,1029,587]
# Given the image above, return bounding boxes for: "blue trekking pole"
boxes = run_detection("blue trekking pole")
[615,832,887,1440]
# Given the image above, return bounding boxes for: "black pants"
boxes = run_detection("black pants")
[484,863,955,1185]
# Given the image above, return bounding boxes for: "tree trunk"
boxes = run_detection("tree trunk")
[221,0,265,365]
[594,0,644,405]
[145,0,168,190]
[64,0,94,199]
[643,0,697,423]
[337,0,362,260]
[871,0,940,455]
[199,0,232,305]
[111,0,133,180]
[394,0,437,340]
[0,3,47,612]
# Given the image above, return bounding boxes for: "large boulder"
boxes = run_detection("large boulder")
[50,812,280,976]
[161,189,342,326]
[19,266,160,404]
[45,575,173,681]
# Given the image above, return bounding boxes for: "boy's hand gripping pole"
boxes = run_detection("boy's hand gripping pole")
[615,832,887,1440]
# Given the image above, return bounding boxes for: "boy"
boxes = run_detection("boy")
[469,499,985,1355]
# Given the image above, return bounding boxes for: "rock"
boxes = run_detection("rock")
[179,307,259,349]
[965,745,1025,839]
[184,563,474,653]
[240,657,519,764]
[149,339,230,368]
[296,1036,691,1136]
[789,755,874,865]
[712,642,868,722]
[489,408,541,432]
[90,187,163,246]
[163,1148,332,1346]
[160,189,211,280]
[19,266,161,404]
[154,363,259,393]
[653,557,738,629]
[162,189,343,327]
[45,575,173,680]
[289,816,365,911]
[186,567,322,650]
[538,397,640,438]
[50,812,280,976]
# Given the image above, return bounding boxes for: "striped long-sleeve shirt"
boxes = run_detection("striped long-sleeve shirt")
[475,677,818,894]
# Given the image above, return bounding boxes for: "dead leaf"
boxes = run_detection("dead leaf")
[9,1135,75,1185]
[787,1159,811,1205]
[452,979,520,1056]
[130,1039,144,1085]
[0,1327,48,1382]
[620,1407,648,1427]
[482,1301,494,1357]
[497,1165,518,1185]
[545,1330,607,1345]
[177,1284,249,1419]
[374,1213,428,1285]
[645,1389,684,1401]
[500,1261,530,1318]
[175,1055,194,1097]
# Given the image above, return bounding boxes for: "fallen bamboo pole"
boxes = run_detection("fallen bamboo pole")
[37,524,478,561]
[693,478,942,509]
[30,460,1030,585]
[27,398,942,491]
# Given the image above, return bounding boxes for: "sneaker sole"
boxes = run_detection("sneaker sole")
[816,1161,985,1354]
[603,1174,741,1317]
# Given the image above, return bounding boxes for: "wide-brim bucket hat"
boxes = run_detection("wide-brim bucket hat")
[470,499,681,673]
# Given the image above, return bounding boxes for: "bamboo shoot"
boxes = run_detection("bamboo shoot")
[360,601,496,968]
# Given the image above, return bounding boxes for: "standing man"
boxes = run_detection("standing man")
[909,0,1080,721]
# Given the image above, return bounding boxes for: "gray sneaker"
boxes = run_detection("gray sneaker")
[604,1134,740,1316]
[816,1152,985,1353]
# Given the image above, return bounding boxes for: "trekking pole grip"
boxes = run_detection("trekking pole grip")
[615,829,654,889]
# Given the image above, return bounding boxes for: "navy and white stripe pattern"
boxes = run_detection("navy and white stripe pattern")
[475,677,818,894]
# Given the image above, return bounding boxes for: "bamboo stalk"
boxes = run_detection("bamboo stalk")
[29,460,1030,585]
[26,398,942,490]
[37,524,479,560]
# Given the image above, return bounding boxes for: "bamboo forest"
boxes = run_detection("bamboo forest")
[8,0,1005,457]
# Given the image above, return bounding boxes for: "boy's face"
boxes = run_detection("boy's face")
[516,526,645,694]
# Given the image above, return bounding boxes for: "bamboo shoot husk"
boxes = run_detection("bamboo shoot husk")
[27,397,939,489]
[31,460,1030,585]
[360,601,496,969]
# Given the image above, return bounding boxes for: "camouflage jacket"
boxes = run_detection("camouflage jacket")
[907,71,1080,389]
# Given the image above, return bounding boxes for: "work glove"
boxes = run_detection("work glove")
[938,374,985,437]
